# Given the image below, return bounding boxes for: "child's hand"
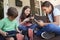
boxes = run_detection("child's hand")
[23,18,30,22]
[2,32,8,36]
[34,19,45,27]
[38,20,45,27]
[16,28,22,34]
[20,18,30,24]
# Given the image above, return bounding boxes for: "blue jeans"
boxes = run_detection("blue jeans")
[0,31,17,40]
[36,24,60,36]
[18,24,37,35]
[18,24,37,31]
[6,31,17,37]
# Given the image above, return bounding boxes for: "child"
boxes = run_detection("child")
[34,1,60,39]
[18,6,37,40]
[0,7,23,40]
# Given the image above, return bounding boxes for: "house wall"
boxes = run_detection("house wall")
[4,0,30,22]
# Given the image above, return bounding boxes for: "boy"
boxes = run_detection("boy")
[0,7,23,40]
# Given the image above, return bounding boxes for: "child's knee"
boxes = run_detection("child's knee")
[28,29,33,37]
[47,24,57,28]
[9,37,14,40]
[16,33,24,40]
[6,37,14,40]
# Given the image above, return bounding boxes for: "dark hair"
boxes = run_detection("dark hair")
[41,1,55,22]
[7,7,18,18]
[20,6,31,21]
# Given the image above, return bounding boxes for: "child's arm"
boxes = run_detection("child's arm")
[19,18,30,24]
[34,19,45,27]
[15,21,22,33]
[16,28,22,34]
[0,30,7,36]
[0,20,8,36]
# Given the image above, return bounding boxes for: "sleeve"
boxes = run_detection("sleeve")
[53,8,60,16]
[0,20,5,29]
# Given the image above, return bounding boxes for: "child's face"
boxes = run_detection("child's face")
[8,16,16,21]
[42,5,52,14]
[24,8,31,16]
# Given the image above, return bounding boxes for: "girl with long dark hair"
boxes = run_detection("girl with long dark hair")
[35,1,60,39]
[18,6,37,40]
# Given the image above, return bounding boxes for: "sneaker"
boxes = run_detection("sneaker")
[41,32,55,39]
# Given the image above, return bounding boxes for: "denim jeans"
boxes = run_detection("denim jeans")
[18,24,37,31]
[36,24,60,36]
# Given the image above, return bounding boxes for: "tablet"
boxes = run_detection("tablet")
[34,15,46,22]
